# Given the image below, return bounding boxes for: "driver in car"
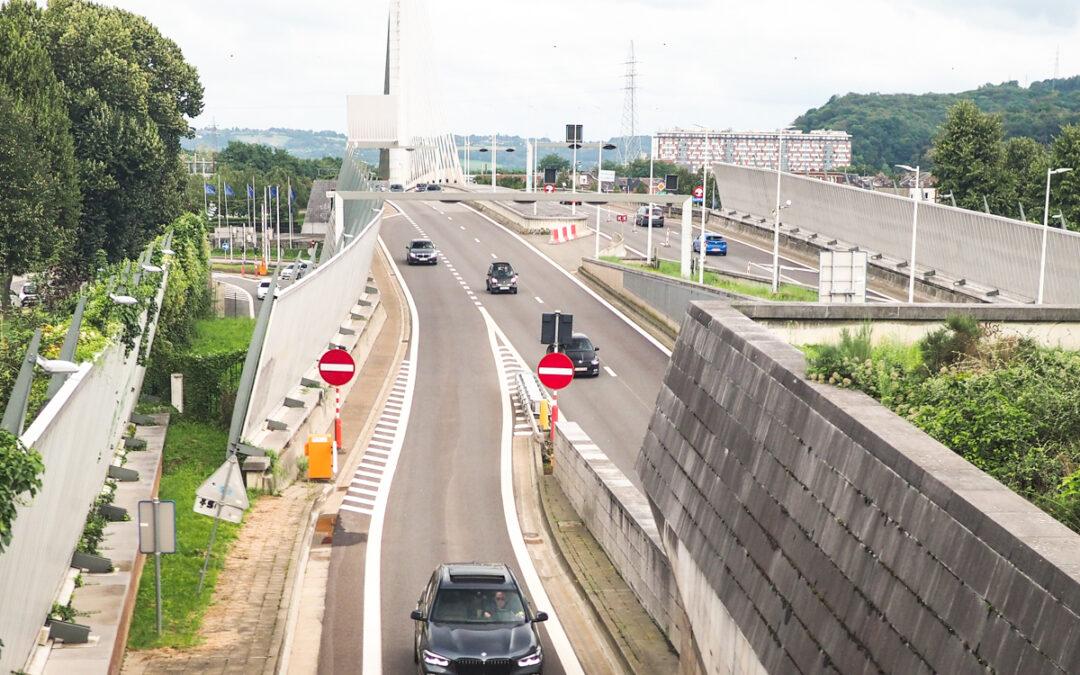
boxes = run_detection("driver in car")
[482,591,524,621]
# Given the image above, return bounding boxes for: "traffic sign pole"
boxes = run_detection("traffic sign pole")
[153,498,162,634]
[318,349,356,478]
[333,386,341,475]
[551,391,558,443]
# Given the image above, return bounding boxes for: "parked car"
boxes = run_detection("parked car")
[18,282,39,307]
[406,239,438,265]
[390,183,405,192]
[546,332,600,377]
[693,233,728,255]
[635,205,665,227]
[411,563,547,674]
[485,261,518,294]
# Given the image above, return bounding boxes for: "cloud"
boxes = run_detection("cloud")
[911,0,1078,27]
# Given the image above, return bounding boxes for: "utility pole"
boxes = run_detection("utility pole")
[620,42,641,164]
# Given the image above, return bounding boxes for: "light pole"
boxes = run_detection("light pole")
[478,138,514,191]
[594,143,617,258]
[772,129,789,293]
[698,130,709,284]
[896,164,922,303]
[1038,166,1072,304]
[647,136,656,264]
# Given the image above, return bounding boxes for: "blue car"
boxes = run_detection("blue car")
[693,234,728,255]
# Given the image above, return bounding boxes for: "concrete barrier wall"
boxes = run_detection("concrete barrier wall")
[638,300,1080,673]
[243,208,382,438]
[715,163,1080,303]
[0,275,168,673]
[553,421,683,650]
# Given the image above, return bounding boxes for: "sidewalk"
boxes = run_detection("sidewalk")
[120,251,403,675]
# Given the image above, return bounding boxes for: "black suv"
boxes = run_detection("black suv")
[406,239,438,265]
[546,333,600,377]
[411,563,547,674]
[486,262,518,294]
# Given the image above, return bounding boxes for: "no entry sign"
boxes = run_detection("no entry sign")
[319,349,356,386]
[537,352,574,390]
[543,184,555,193]
[693,185,704,199]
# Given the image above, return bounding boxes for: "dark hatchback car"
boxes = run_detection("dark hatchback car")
[412,563,547,674]
[545,332,600,377]
[486,262,518,294]
[406,239,439,265]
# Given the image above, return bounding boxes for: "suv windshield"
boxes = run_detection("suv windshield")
[431,589,526,624]
[411,241,434,249]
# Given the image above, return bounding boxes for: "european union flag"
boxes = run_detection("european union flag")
[289,188,297,202]
[246,184,254,199]
[224,184,235,197]
[204,183,217,196]
[270,186,278,198]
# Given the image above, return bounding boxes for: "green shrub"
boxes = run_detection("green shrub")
[919,314,982,372]
[0,430,44,554]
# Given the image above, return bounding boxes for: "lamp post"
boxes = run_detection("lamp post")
[647,136,656,264]
[698,131,709,284]
[1038,167,1073,304]
[772,129,789,293]
[477,137,515,191]
[594,143,617,258]
[896,164,921,303]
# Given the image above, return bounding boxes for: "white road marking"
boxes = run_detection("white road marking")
[480,308,585,674]
[534,296,544,304]
[363,233,423,675]
[460,225,466,230]
[474,237,481,243]
[603,366,618,377]
[447,216,453,221]
[490,253,498,259]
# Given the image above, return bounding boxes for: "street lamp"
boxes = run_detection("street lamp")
[772,127,796,293]
[1038,166,1073,304]
[36,356,80,375]
[896,164,921,303]
[477,137,515,191]
[593,143,617,258]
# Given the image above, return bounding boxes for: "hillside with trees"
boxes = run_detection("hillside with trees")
[795,77,1080,171]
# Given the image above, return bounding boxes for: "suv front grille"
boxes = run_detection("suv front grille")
[454,657,514,675]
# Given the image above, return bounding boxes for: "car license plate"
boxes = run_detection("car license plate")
[499,285,510,290]
[574,367,587,372]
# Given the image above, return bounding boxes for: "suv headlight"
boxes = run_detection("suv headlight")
[591,358,599,365]
[517,647,542,666]
[422,650,450,667]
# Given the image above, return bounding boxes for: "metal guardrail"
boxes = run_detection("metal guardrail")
[513,371,546,437]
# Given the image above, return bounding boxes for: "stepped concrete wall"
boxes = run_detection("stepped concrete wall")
[637,300,1080,673]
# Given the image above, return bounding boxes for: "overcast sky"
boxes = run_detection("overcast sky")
[102,0,1080,140]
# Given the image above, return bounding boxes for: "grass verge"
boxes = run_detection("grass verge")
[600,256,818,301]
[189,317,255,355]
[127,417,258,649]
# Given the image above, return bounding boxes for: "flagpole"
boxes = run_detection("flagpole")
[242,181,249,276]
[224,181,232,261]
[287,177,294,251]
[276,185,282,265]
[216,175,224,259]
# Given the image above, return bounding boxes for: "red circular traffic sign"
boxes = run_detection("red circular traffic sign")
[543,184,556,193]
[318,349,356,386]
[693,185,704,199]
[537,352,574,390]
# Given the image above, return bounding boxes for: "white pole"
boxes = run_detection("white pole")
[698,139,708,285]
[276,186,282,265]
[224,180,232,261]
[907,166,920,304]
[772,131,783,293]
[1038,168,1054,304]
[287,177,294,250]
[594,144,603,259]
[681,196,692,278]
[491,134,497,191]
[572,140,578,215]
[647,136,655,264]
[216,175,223,256]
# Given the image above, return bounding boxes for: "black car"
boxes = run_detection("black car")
[390,183,405,192]
[416,183,429,192]
[412,563,547,674]
[427,183,443,192]
[486,262,518,294]
[546,332,600,377]
[634,205,665,227]
[406,239,439,265]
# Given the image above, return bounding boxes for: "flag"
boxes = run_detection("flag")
[289,188,297,202]
[204,183,217,196]
[224,184,235,197]
[246,184,254,198]
[270,186,278,198]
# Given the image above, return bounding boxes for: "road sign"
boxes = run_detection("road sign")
[537,352,574,390]
[541,312,573,345]
[656,181,666,192]
[194,455,248,524]
[616,214,628,223]
[693,186,704,199]
[543,184,555,193]
[599,169,615,183]
[319,349,356,386]
[664,174,680,192]
[138,500,177,554]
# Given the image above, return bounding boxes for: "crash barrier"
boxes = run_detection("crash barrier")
[0,274,168,673]
[549,223,579,244]
[715,163,1080,303]
[639,300,1080,673]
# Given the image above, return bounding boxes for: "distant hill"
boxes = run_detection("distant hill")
[794,76,1080,171]
[182,127,650,170]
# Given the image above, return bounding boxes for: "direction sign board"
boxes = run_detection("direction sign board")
[194,455,249,524]
[537,352,574,390]
[543,184,555,193]
[319,349,356,387]
[138,500,177,554]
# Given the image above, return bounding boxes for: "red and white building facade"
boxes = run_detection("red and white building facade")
[657,128,852,172]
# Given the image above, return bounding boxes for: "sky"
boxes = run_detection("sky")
[101,0,1080,140]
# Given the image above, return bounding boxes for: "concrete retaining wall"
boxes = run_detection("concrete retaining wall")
[0,274,168,673]
[552,421,683,651]
[638,300,1080,673]
[466,199,587,235]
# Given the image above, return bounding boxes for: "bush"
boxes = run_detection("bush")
[919,314,982,372]
[0,430,44,554]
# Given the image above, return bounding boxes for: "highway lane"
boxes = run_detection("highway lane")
[402,200,671,490]
[374,209,573,674]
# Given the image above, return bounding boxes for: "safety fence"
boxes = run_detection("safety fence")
[714,163,1080,304]
[0,274,168,673]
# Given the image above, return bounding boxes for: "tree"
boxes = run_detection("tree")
[931,100,1007,213]
[0,0,80,305]
[43,0,204,268]
[538,153,570,172]
[1050,125,1080,231]
[1001,137,1049,222]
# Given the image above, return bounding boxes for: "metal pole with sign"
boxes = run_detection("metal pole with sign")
[138,499,177,634]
